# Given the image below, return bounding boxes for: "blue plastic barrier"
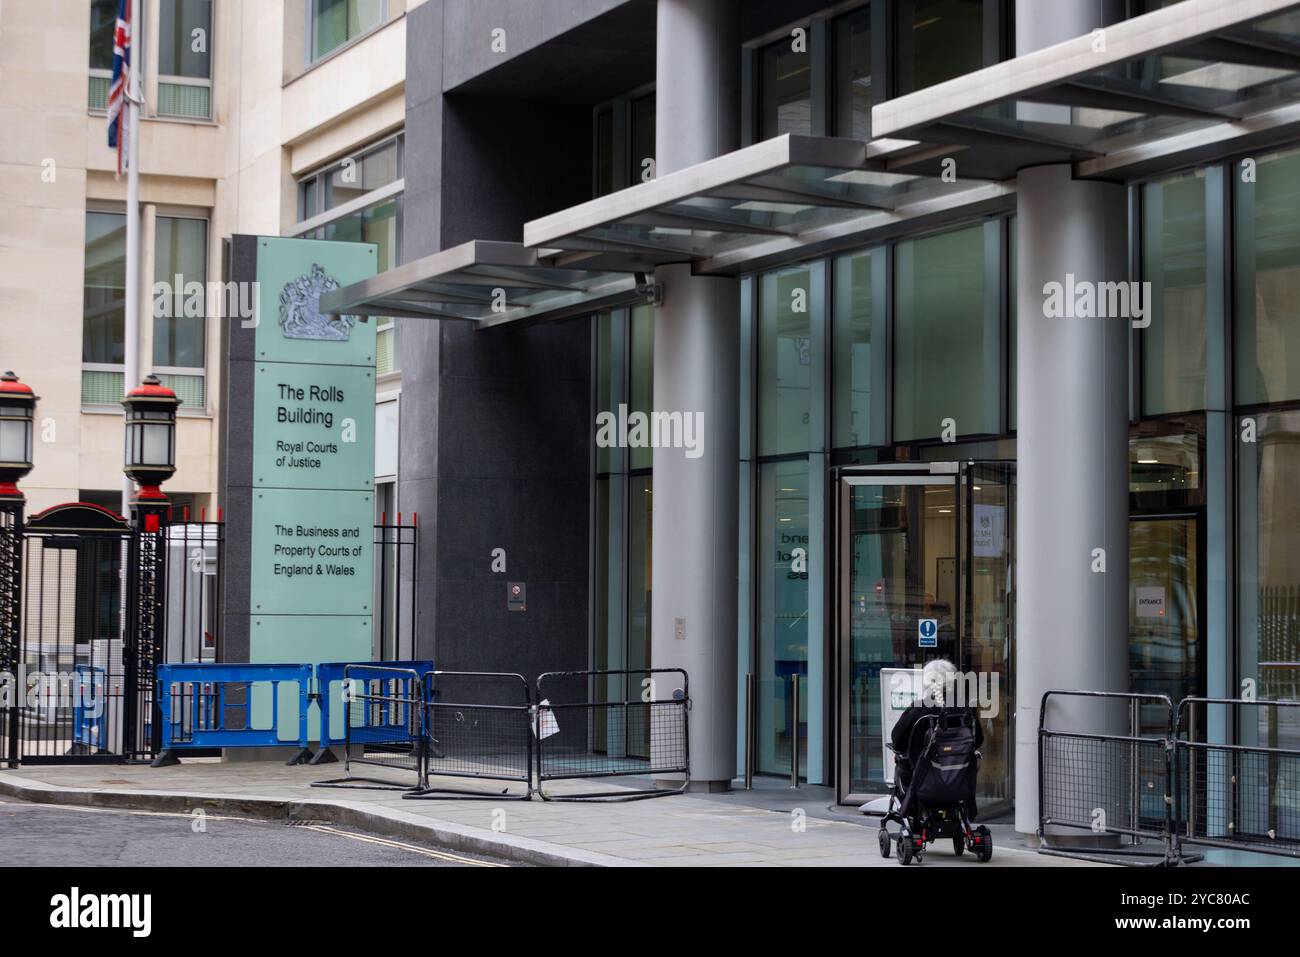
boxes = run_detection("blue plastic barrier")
[311,660,434,765]
[71,664,108,754]
[154,663,315,767]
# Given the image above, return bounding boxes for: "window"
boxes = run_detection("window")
[895,0,989,96]
[89,0,118,110]
[1008,215,1017,429]
[628,305,654,470]
[298,136,404,375]
[893,222,1001,442]
[83,211,127,366]
[832,248,884,449]
[82,211,208,408]
[757,30,812,140]
[595,108,615,198]
[832,6,873,140]
[758,266,814,456]
[1238,409,1300,708]
[593,307,655,741]
[756,458,810,777]
[1142,171,1210,414]
[1235,148,1300,406]
[630,94,656,185]
[158,0,212,119]
[310,0,385,63]
[153,215,207,369]
[593,93,657,197]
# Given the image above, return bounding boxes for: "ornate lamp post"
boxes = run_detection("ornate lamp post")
[0,371,35,767]
[121,374,179,760]
[0,371,37,504]
[121,373,180,517]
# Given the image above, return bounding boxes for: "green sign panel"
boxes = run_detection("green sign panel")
[250,489,373,616]
[252,364,375,490]
[248,237,377,666]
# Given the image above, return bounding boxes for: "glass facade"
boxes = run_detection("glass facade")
[832,248,883,449]
[593,305,656,720]
[1239,409,1300,705]
[1235,148,1300,407]
[756,458,810,776]
[832,7,873,140]
[893,223,1001,441]
[578,6,1300,798]
[758,266,814,457]
[757,30,812,140]
[895,0,991,95]
[1143,171,1211,415]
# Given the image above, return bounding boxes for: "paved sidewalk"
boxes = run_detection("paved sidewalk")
[0,762,1102,867]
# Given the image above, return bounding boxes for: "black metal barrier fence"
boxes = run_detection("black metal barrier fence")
[1175,697,1300,860]
[409,671,533,800]
[313,665,426,791]
[313,668,690,802]
[1039,690,1300,863]
[536,669,690,801]
[1038,690,1177,864]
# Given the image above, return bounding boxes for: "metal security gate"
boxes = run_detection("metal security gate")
[1039,690,1300,863]
[1038,689,1177,864]
[1,502,223,767]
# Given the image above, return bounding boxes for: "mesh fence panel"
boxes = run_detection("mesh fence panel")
[1041,732,1169,838]
[535,670,690,796]
[417,672,532,788]
[539,701,688,779]
[344,669,424,788]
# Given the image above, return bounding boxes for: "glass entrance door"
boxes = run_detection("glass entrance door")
[837,462,1016,807]
[839,467,959,803]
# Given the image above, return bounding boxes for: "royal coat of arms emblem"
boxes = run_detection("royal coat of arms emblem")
[278,263,358,341]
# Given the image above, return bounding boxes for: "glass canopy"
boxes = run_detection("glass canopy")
[871,0,1300,181]
[318,240,655,328]
[523,134,1009,276]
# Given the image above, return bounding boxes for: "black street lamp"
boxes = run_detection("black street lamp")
[0,371,37,502]
[122,373,180,506]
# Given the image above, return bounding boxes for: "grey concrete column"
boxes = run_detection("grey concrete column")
[651,0,740,789]
[1013,0,1131,837]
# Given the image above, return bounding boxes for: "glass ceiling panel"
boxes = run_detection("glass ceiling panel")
[318,240,652,327]
[870,0,1300,180]
[523,135,998,272]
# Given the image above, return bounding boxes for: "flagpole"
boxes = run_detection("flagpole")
[122,10,142,518]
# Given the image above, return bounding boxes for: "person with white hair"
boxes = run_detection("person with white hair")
[889,658,984,788]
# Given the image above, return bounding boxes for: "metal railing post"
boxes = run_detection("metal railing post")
[1129,697,1140,844]
[744,672,754,790]
[790,674,800,789]
[1187,701,1196,838]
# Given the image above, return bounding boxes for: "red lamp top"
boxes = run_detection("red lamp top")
[123,374,179,407]
[0,370,36,400]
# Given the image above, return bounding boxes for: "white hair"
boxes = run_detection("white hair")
[921,658,957,706]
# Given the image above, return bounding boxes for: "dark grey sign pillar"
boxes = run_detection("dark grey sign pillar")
[1013,0,1131,837]
[650,0,741,790]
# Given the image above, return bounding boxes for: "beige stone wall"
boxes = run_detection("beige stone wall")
[0,0,406,516]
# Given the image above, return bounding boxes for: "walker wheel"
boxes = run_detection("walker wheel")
[896,828,915,865]
[878,827,891,858]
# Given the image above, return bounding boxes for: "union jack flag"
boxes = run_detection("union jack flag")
[106,0,132,176]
